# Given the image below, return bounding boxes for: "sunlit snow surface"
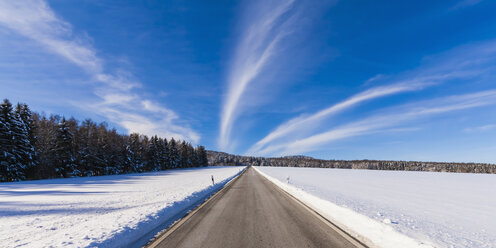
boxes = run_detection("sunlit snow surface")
[0,166,244,248]
[256,166,496,248]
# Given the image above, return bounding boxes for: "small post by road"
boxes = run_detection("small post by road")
[286,176,290,184]
[211,175,215,186]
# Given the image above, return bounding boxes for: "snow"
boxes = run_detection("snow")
[255,166,496,248]
[0,166,245,248]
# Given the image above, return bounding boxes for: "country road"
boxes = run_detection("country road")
[148,167,364,248]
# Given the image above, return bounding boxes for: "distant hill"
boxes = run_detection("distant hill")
[207,150,496,174]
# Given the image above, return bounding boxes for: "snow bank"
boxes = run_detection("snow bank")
[255,166,496,248]
[0,166,245,248]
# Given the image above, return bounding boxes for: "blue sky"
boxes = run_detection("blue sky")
[1,0,496,163]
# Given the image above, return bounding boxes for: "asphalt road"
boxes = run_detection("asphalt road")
[149,167,363,248]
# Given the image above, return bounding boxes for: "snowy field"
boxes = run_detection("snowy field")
[0,166,244,248]
[255,166,496,248]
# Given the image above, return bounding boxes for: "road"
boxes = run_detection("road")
[148,167,363,248]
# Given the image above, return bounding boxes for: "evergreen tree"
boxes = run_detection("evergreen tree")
[168,138,180,169]
[160,138,169,170]
[0,99,22,181]
[93,123,109,176]
[77,119,100,176]
[127,133,145,173]
[197,146,208,167]
[15,103,37,178]
[189,145,199,167]
[123,142,134,173]
[106,128,126,175]
[179,141,191,168]
[9,108,33,180]
[54,117,78,177]
[146,136,160,171]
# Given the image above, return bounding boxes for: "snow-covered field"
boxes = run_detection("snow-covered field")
[255,166,496,248]
[0,166,244,248]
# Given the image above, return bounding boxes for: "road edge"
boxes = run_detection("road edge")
[145,166,248,248]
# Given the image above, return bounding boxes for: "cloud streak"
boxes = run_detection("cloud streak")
[247,81,433,155]
[451,0,484,10]
[219,0,297,151]
[0,0,199,142]
[464,124,496,133]
[257,89,496,156]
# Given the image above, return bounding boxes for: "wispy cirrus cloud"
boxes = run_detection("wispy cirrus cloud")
[219,0,306,151]
[464,124,496,133]
[451,0,484,10]
[249,40,496,156]
[0,0,199,142]
[247,81,432,155]
[257,89,496,156]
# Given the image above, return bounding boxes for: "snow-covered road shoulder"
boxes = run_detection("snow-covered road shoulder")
[254,166,436,248]
[0,166,245,248]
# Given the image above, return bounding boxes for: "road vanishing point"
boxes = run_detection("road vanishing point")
[147,167,366,248]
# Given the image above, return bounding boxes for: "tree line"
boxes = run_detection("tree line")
[207,151,496,174]
[0,99,208,182]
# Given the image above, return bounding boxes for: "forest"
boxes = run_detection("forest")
[0,99,208,182]
[208,151,496,174]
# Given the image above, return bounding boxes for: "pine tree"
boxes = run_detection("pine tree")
[160,138,169,170]
[54,117,77,178]
[179,141,191,168]
[123,142,134,173]
[190,145,199,167]
[197,146,208,167]
[168,138,180,169]
[14,103,36,178]
[107,128,126,175]
[0,99,20,181]
[145,136,160,171]
[78,119,99,176]
[127,133,145,173]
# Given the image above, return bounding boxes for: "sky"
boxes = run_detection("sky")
[1,0,496,163]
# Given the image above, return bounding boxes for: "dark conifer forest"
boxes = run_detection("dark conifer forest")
[0,99,208,182]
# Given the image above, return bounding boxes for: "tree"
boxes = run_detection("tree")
[178,141,190,168]
[160,138,169,170]
[0,99,22,181]
[197,146,208,167]
[146,136,160,171]
[31,114,58,179]
[15,103,37,178]
[53,117,78,178]
[168,138,180,169]
[127,133,145,173]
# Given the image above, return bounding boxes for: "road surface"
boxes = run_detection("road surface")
[149,167,363,248]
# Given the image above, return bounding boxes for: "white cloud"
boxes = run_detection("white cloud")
[451,0,483,10]
[0,1,103,77]
[99,93,137,105]
[219,0,297,151]
[0,0,199,143]
[464,124,496,133]
[247,81,433,155]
